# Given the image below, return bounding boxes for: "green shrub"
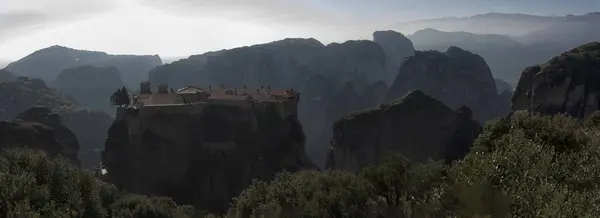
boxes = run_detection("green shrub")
[0,148,195,218]
[450,111,600,217]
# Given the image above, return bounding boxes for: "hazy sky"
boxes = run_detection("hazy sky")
[1,0,599,62]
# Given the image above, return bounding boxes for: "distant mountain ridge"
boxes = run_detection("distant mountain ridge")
[5,45,162,88]
[392,12,600,37]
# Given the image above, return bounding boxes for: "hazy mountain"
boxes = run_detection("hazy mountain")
[407,28,566,86]
[393,12,600,35]
[391,13,559,36]
[5,45,162,88]
[517,13,600,48]
[51,65,125,114]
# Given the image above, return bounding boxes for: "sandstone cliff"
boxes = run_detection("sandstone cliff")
[51,65,125,114]
[0,77,112,167]
[326,90,481,172]
[512,42,600,117]
[384,46,510,122]
[5,45,162,87]
[373,30,415,82]
[103,104,316,213]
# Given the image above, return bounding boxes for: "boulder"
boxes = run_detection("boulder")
[326,90,481,172]
[512,42,600,117]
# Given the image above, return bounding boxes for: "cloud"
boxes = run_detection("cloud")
[137,0,387,30]
[0,0,118,42]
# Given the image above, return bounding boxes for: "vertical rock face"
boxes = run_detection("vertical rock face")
[384,46,510,122]
[512,42,600,117]
[103,104,316,213]
[51,65,125,114]
[15,107,81,164]
[326,90,481,172]
[373,30,416,82]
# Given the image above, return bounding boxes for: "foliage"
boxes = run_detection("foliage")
[6,111,600,217]
[450,111,600,217]
[0,148,195,218]
[110,87,131,107]
[230,111,600,217]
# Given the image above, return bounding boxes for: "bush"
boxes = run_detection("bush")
[230,112,600,217]
[450,111,600,217]
[0,148,195,218]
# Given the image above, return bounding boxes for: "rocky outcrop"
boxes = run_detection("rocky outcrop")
[51,65,125,114]
[512,42,600,117]
[384,46,510,122]
[5,45,162,87]
[326,90,481,172]
[0,78,113,167]
[0,119,62,156]
[373,30,416,81]
[14,107,80,164]
[103,104,316,213]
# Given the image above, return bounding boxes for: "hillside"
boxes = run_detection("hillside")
[5,45,162,88]
[0,75,113,167]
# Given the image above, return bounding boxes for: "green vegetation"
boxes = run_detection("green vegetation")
[4,111,600,217]
[229,111,600,217]
[0,148,194,218]
[110,87,131,107]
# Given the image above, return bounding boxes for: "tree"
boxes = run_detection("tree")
[110,87,131,107]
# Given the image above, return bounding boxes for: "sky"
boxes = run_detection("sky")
[1,0,600,63]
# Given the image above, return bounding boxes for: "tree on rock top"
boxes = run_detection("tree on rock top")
[110,87,130,107]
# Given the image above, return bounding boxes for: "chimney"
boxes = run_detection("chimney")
[140,81,151,94]
[260,85,264,89]
[234,87,238,95]
[209,85,212,91]
[158,84,168,94]
[220,84,225,88]
[267,86,271,90]
[243,85,247,89]
[256,89,260,94]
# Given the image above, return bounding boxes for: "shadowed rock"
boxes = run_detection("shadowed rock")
[512,42,600,117]
[326,90,481,172]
